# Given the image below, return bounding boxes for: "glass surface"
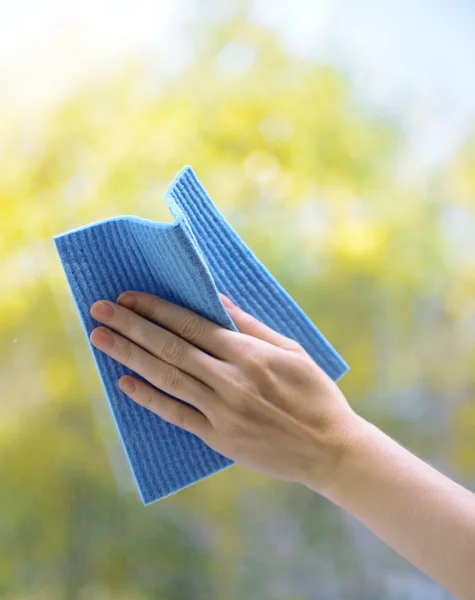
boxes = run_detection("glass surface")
[1,1,474,598]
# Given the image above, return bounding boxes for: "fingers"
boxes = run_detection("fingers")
[219,293,300,351]
[118,376,212,439]
[115,291,235,360]
[90,298,223,389]
[89,326,214,417]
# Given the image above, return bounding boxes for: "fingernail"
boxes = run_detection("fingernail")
[92,328,114,348]
[92,301,113,318]
[220,294,234,309]
[117,292,136,309]
[120,378,136,394]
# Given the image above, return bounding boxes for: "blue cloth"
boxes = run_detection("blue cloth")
[53,166,348,504]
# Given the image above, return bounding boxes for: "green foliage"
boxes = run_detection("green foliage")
[1,6,473,599]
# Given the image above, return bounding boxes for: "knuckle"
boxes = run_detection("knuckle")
[163,365,181,391]
[243,313,260,332]
[243,348,268,373]
[151,298,163,324]
[123,342,135,364]
[212,362,239,392]
[287,339,304,353]
[223,416,249,447]
[238,339,259,361]
[142,323,156,346]
[178,315,206,343]
[143,388,155,411]
[149,300,162,324]
[161,336,187,365]
[171,403,187,429]
[232,377,259,407]
[119,313,133,336]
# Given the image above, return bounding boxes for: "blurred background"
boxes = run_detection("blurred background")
[1,0,475,598]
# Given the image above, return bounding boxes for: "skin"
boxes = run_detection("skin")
[89,291,475,599]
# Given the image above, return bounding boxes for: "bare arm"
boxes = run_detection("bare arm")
[89,291,475,599]
[315,415,475,600]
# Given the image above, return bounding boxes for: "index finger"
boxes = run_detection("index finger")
[116,291,235,360]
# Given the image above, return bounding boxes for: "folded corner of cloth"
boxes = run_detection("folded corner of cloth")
[52,165,349,504]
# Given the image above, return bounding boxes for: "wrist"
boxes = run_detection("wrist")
[303,412,374,500]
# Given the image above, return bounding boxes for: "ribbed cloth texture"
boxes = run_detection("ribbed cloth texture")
[53,166,349,504]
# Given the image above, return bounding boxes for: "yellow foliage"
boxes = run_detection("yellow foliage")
[41,354,77,399]
[0,7,473,596]
[332,220,389,264]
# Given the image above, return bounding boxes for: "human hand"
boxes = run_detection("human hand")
[89,292,359,495]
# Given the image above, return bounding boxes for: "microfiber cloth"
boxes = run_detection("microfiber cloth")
[53,166,348,504]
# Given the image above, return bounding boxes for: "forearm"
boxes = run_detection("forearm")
[91,291,475,595]
[315,415,475,599]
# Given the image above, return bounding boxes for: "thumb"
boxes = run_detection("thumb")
[218,292,298,350]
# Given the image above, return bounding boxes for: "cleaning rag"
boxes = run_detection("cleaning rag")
[53,166,348,504]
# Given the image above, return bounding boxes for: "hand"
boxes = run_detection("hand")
[89,292,359,495]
